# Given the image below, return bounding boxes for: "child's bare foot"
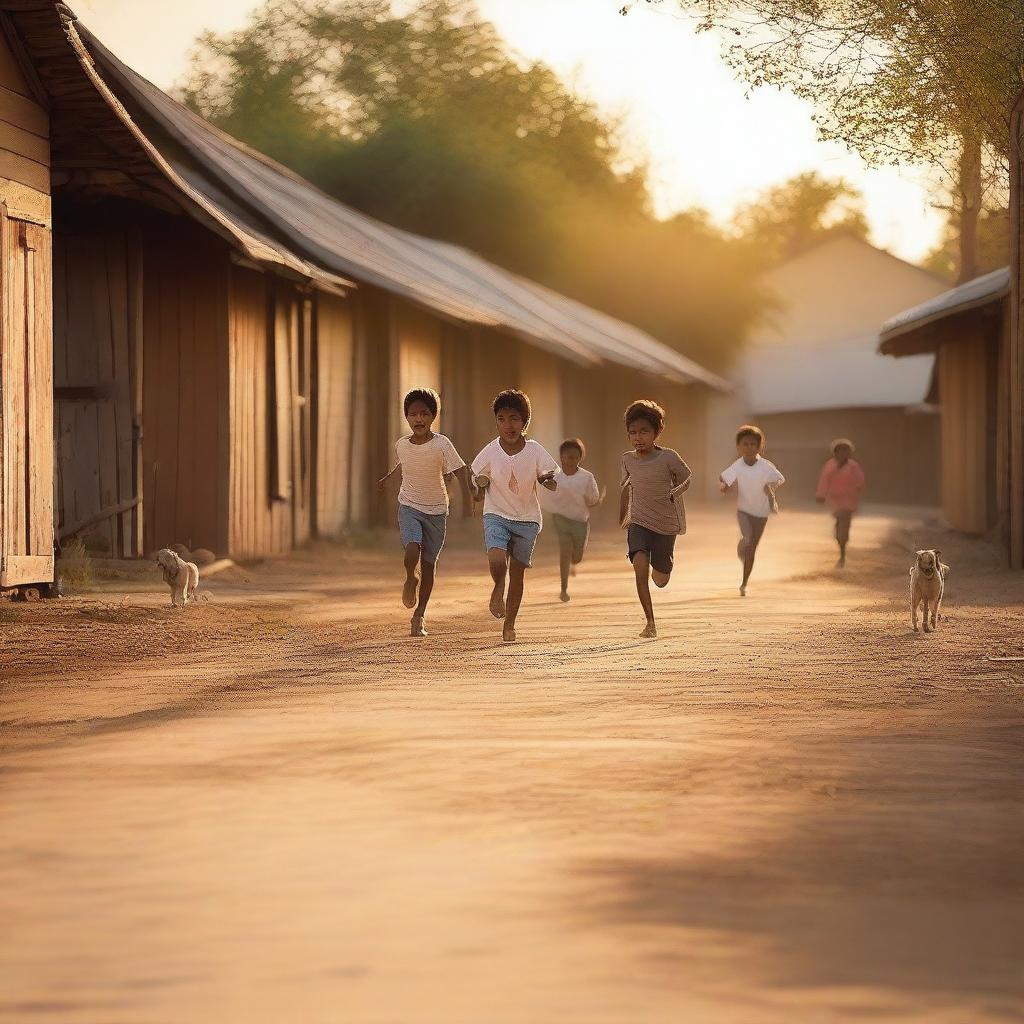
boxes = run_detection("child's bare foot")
[559,590,570,603]
[489,585,506,619]
[502,626,517,643]
[410,615,427,637]
[739,584,747,597]
[569,565,577,577]
[402,574,418,609]
[639,621,657,638]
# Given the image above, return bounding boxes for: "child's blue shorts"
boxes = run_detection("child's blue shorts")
[399,504,447,564]
[483,513,541,567]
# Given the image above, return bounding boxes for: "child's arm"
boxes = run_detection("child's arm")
[377,463,400,490]
[619,479,630,527]
[586,476,604,507]
[454,465,474,514]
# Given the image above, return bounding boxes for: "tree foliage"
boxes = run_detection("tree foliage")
[732,171,869,266]
[622,1,1024,170]
[923,206,1011,282]
[183,0,765,370]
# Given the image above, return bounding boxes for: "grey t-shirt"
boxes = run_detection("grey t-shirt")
[622,447,692,535]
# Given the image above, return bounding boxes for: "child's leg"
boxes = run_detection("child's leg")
[740,515,768,589]
[558,534,572,599]
[504,558,527,640]
[487,548,508,618]
[414,559,435,616]
[835,510,852,564]
[633,552,657,635]
[403,542,421,608]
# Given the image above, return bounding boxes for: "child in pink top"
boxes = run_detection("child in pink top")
[816,438,865,568]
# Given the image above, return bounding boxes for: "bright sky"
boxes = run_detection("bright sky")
[72,0,945,262]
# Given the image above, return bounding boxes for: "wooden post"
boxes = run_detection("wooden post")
[1009,93,1024,568]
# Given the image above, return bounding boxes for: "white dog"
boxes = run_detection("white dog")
[909,549,948,633]
[156,548,200,607]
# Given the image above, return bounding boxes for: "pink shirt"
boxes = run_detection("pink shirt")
[816,458,865,512]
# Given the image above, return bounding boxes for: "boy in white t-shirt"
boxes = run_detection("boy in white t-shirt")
[543,437,605,603]
[470,389,559,643]
[378,388,471,636]
[719,424,785,597]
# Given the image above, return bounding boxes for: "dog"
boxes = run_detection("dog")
[156,548,200,608]
[909,549,948,633]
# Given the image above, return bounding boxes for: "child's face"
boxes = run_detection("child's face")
[834,444,852,465]
[737,435,761,463]
[496,407,525,443]
[560,448,582,474]
[405,400,435,436]
[627,418,659,454]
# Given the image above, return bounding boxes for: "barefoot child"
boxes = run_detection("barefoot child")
[546,438,605,603]
[816,437,865,568]
[470,389,559,643]
[377,388,471,636]
[620,400,691,639]
[719,425,785,597]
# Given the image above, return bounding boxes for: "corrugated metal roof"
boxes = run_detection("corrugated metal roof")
[76,23,727,389]
[879,266,1009,351]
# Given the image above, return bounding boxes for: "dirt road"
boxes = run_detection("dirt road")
[2,507,1023,1023]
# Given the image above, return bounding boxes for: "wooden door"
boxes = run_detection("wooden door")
[53,230,140,558]
[0,209,53,586]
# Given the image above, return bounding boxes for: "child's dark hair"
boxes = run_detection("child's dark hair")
[560,437,586,459]
[736,424,765,447]
[624,399,665,433]
[493,388,531,428]
[404,387,439,417]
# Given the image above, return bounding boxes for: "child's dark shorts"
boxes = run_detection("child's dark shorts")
[627,523,676,575]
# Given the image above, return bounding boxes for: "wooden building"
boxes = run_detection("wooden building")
[0,3,727,585]
[737,235,949,505]
[880,268,1014,544]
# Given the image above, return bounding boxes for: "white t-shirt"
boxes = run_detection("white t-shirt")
[541,468,600,523]
[471,438,559,524]
[720,456,785,518]
[396,433,465,515]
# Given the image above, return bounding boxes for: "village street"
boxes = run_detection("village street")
[2,507,1023,1023]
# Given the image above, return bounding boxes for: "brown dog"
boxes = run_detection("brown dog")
[909,549,948,633]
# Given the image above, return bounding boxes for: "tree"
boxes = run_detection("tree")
[182,0,765,369]
[731,172,869,267]
[923,206,1011,282]
[621,0,1024,282]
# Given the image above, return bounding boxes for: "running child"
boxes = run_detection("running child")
[470,389,559,643]
[620,400,691,639]
[719,425,785,596]
[816,437,865,568]
[545,437,605,603]
[377,387,471,636]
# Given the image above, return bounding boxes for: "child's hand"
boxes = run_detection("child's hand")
[718,481,729,494]
[815,496,826,505]
[538,470,556,491]
[377,476,388,491]
[598,485,608,504]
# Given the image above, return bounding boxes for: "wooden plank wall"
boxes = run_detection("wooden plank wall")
[1010,95,1024,567]
[314,291,355,537]
[142,224,229,556]
[227,264,292,561]
[938,330,990,533]
[0,212,53,585]
[0,19,49,205]
[53,229,137,556]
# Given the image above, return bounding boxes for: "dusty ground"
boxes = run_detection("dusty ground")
[1,505,1023,1024]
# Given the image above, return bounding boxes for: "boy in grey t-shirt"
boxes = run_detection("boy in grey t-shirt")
[619,400,691,639]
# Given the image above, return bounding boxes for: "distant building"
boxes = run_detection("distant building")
[880,268,1010,540]
[736,235,949,505]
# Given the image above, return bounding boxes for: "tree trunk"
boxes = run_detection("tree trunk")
[957,132,982,285]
